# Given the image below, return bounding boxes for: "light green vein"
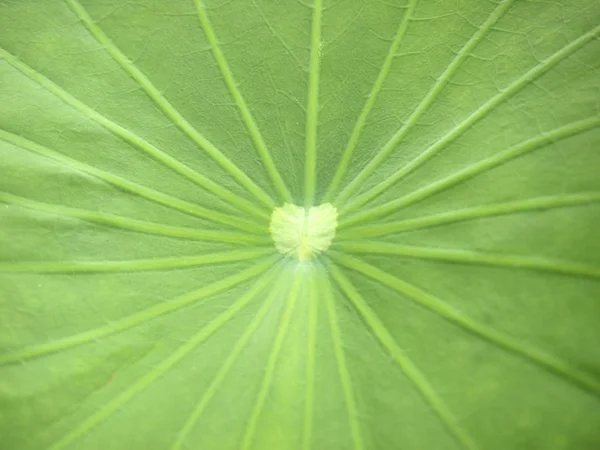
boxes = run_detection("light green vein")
[304,0,323,207]
[341,116,600,227]
[333,0,516,208]
[339,22,600,216]
[65,0,277,210]
[0,47,267,220]
[0,256,278,366]
[0,248,271,274]
[327,262,477,450]
[48,265,280,450]
[331,253,600,395]
[170,263,290,450]
[320,269,364,450]
[335,242,600,279]
[0,130,266,234]
[241,271,304,450]
[337,192,600,239]
[303,269,319,450]
[192,0,292,204]
[0,192,268,245]
[322,0,418,203]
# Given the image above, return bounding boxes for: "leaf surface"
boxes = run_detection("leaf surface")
[1,0,599,449]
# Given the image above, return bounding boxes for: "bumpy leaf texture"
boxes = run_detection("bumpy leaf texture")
[1,0,599,449]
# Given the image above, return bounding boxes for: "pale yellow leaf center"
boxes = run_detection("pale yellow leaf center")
[269,203,338,261]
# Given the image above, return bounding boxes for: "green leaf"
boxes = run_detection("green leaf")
[1,0,599,449]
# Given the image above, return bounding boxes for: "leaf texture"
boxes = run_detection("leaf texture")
[1,1,599,449]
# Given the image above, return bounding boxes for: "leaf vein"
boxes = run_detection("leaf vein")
[170,263,289,450]
[321,269,364,450]
[0,257,278,366]
[241,271,304,450]
[0,192,268,245]
[337,193,600,239]
[47,265,280,450]
[0,47,267,220]
[334,0,517,209]
[328,261,478,450]
[0,248,271,274]
[341,116,600,226]
[331,253,600,395]
[323,0,418,202]
[65,0,278,209]
[192,0,292,203]
[0,129,266,234]
[302,271,319,450]
[335,242,600,279]
[304,0,323,206]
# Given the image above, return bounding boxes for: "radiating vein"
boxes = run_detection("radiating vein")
[0,47,267,220]
[304,0,323,207]
[335,242,600,279]
[192,0,292,204]
[0,192,268,245]
[0,248,271,274]
[327,262,477,450]
[65,0,277,209]
[47,266,280,450]
[0,130,266,234]
[331,253,600,395]
[170,263,290,450]
[303,269,319,450]
[322,0,417,202]
[320,269,364,450]
[337,193,600,239]
[0,256,278,366]
[241,271,304,450]
[339,22,600,215]
[333,0,516,208]
[341,116,600,227]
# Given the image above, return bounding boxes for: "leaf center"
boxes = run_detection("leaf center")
[269,203,338,261]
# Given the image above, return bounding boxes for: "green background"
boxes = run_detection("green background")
[1,0,599,449]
